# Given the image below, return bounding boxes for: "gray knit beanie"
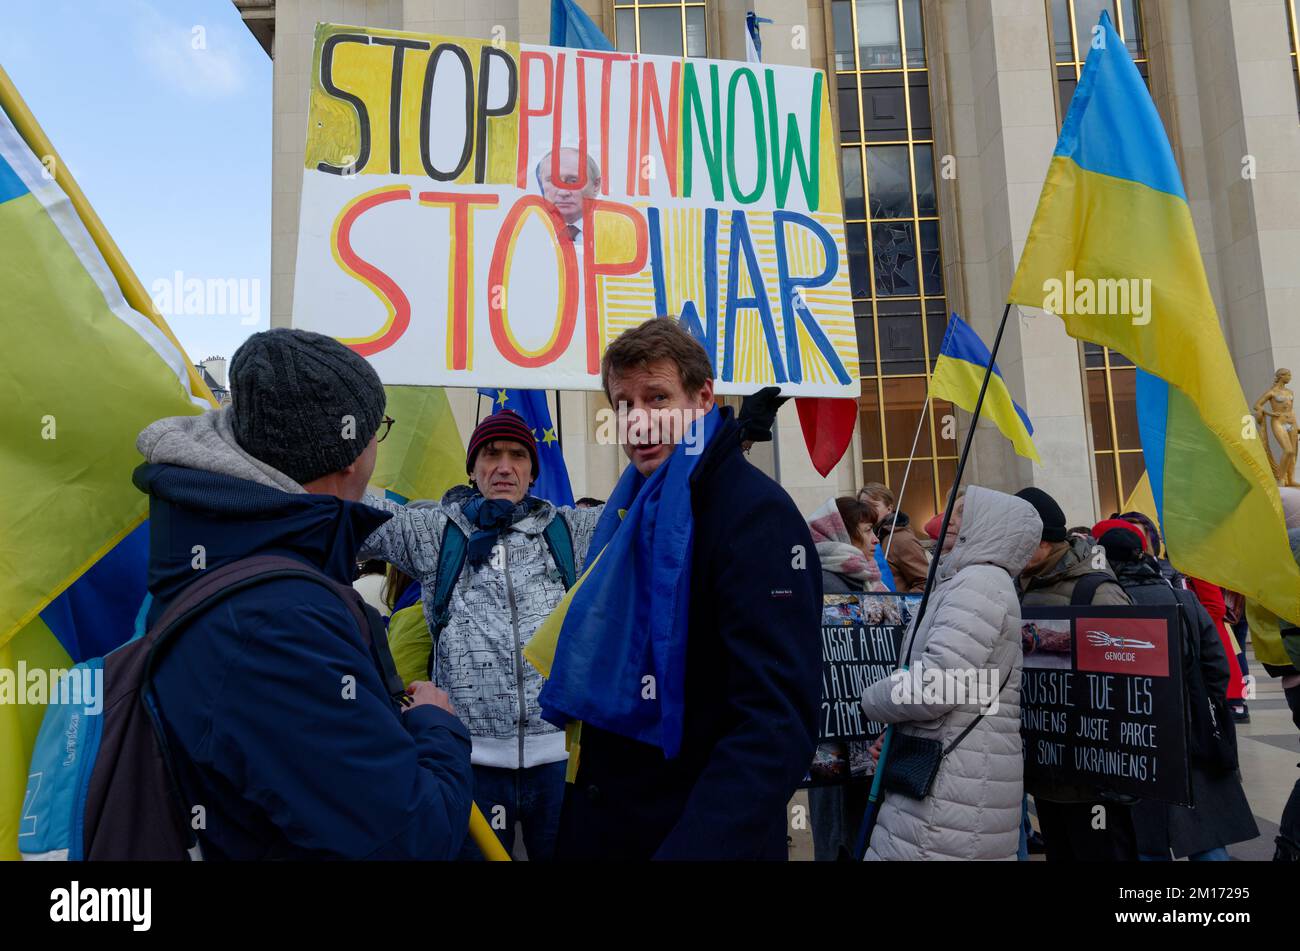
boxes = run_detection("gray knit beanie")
[229,329,386,485]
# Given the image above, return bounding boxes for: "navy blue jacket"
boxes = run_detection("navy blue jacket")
[135,463,473,860]
[555,410,823,860]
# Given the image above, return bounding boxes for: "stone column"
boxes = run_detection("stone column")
[739,0,863,516]
[1181,0,1300,400]
[929,0,1098,523]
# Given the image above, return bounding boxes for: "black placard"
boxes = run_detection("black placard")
[804,593,919,787]
[1020,605,1190,806]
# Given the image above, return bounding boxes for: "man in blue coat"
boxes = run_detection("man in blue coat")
[134,329,473,860]
[552,318,823,860]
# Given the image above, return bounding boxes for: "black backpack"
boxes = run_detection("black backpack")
[1069,571,1119,606]
[1093,569,1239,775]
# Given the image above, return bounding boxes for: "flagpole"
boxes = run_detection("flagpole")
[554,389,564,450]
[0,64,215,407]
[854,301,1015,859]
[884,394,930,562]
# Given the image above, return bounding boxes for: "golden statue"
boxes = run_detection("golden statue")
[1254,368,1296,487]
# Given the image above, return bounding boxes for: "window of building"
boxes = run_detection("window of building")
[613,0,708,57]
[1049,0,1148,119]
[1047,0,1148,515]
[833,0,956,526]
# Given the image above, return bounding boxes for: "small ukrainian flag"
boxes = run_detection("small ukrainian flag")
[931,314,1040,463]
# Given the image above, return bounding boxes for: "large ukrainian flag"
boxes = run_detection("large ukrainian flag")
[0,67,210,858]
[931,313,1039,462]
[1007,11,1300,661]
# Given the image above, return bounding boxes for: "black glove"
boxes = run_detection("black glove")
[737,386,790,444]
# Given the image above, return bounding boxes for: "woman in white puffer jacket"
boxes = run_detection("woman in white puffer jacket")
[860,485,1042,860]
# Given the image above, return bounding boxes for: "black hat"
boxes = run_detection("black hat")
[1015,487,1068,543]
[229,329,386,485]
[1096,527,1143,564]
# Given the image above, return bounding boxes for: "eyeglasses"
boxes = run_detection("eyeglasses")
[377,416,395,443]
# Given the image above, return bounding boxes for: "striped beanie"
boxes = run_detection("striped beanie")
[466,410,539,478]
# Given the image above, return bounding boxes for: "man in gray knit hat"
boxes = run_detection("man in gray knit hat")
[130,328,474,860]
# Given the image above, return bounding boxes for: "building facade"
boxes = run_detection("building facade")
[241,0,1300,524]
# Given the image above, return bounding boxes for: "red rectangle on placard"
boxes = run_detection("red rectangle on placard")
[1074,617,1169,677]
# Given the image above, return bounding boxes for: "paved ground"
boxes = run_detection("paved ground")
[787,643,1297,861]
[1226,643,1295,860]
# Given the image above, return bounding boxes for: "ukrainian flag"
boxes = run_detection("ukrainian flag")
[1007,11,1300,659]
[930,314,1039,463]
[370,385,464,504]
[0,68,209,858]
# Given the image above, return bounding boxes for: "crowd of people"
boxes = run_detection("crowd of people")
[118,316,1300,861]
[803,481,1298,862]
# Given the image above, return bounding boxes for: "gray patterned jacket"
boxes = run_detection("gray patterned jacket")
[361,486,601,769]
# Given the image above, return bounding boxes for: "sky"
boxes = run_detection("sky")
[1,0,272,367]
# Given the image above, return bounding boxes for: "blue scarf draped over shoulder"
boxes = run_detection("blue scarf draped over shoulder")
[536,405,724,759]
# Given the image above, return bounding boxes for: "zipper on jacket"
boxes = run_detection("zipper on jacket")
[501,536,527,769]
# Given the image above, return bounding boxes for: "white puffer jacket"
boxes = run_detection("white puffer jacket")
[861,486,1042,861]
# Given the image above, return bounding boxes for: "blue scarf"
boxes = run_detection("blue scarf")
[460,494,531,567]
[536,406,724,758]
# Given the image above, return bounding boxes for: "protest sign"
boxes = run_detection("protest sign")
[805,593,918,787]
[293,23,859,396]
[1021,605,1190,807]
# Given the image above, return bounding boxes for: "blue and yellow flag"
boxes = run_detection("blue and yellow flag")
[477,388,574,507]
[371,385,464,504]
[526,407,722,759]
[1007,11,1300,660]
[930,313,1039,463]
[0,71,209,858]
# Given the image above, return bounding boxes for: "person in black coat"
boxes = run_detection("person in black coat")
[1093,522,1259,860]
[553,318,823,860]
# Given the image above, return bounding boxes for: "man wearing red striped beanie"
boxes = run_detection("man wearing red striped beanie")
[359,409,604,861]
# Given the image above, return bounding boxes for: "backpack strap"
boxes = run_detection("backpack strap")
[421,515,575,679]
[426,521,470,679]
[144,555,405,703]
[1070,572,1114,606]
[133,555,406,861]
[543,516,577,590]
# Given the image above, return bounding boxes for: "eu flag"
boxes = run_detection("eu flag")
[477,389,575,507]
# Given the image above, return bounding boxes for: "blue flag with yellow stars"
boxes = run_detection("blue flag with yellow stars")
[478,389,575,507]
